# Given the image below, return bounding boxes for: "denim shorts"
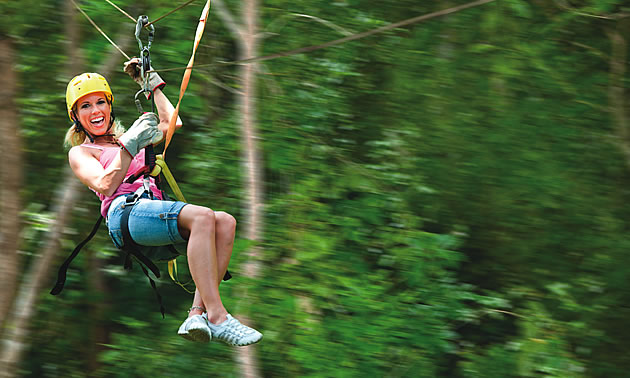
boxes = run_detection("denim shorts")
[106,194,189,261]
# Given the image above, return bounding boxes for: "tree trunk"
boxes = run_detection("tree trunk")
[236,1,263,377]
[0,176,83,378]
[86,248,109,374]
[213,0,263,376]
[238,0,262,277]
[0,35,22,333]
[607,21,630,169]
[0,2,131,371]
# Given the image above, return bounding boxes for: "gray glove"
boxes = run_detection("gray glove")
[124,58,166,95]
[118,113,162,157]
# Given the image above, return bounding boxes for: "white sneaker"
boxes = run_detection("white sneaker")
[177,314,212,343]
[206,314,262,346]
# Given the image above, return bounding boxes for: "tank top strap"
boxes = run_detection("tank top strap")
[80,143,105,150]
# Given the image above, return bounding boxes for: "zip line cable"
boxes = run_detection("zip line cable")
[74,0,496,78]
[104,0,135,23]
[149,0,496,73]
[70,0,131,60]
[146,0,199,27]
[103,0,199,27]
[230,0,496,66]
[73,0,197,62]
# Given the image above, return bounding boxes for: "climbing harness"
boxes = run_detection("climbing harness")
[52,8,231,317]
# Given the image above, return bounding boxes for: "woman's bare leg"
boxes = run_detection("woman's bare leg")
[188,290,204,316]
[214,211,236,284]
[177,206,261,346]
[177,204,228,324]
[184,211,236,319]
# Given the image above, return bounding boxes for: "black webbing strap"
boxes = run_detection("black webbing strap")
[51,186,232,312]
[120,195,166,317]
[120,199,161,278]
[139,261,166,317]
[124,170,146,185]
[50,216,103,295]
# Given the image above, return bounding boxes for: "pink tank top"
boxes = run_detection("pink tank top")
[81,143,163,217]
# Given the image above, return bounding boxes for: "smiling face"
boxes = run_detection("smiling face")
[74,92,111,136]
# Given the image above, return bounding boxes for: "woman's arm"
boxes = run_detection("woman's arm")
[152,87,183,140]
[68,146,133,197]
[124,58,183,142]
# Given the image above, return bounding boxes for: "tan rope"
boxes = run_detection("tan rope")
[150,0,496,73]
[146,0,199,27]
[72,0,202,62]
[70,0,131,60]
[233,0,496,65]
[104,0,199,28]
[104,0,136,23]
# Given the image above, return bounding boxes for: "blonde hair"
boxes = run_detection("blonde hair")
[64,119,125,147]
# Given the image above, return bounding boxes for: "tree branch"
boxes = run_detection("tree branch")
[197,71,243,95]
[260,12,354,39]
[212,0,246,41]
[553,0,630,20]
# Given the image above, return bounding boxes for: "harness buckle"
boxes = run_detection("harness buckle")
[121,185,147,208]
[143,177,154,200]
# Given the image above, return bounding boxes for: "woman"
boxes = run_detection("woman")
[64,59,262,347]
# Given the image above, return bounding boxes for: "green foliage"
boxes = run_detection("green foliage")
[460,301,585,377]
[97,315,235,378]
[9,0,630,376]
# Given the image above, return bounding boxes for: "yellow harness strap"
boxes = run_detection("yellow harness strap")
[150,155,193,293]
[151,155,187,202]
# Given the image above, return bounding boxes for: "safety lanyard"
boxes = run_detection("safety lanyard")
[134,15,157,194]
[134,15,155,114]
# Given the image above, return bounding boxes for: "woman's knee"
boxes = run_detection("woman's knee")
[179,205,215,232]
[215,211,237,233]
[194,207,216,229]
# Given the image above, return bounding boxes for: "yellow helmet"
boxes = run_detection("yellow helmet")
[66,73,114,120]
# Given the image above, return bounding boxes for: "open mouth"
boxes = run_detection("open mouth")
[90,116,105,127]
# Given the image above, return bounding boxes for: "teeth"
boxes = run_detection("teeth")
[91,117,104,124]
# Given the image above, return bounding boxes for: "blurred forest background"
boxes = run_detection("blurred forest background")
[1,0,630,376]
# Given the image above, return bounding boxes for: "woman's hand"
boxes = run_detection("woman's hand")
[123,58,166,95]
[117,112,162,157]
[124,58,182,137]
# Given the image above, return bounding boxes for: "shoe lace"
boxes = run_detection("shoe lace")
[221,318,254,341]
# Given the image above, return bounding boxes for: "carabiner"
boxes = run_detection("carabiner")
[134,15,156,114]
[135,15,154,80]
[134,88,155,114]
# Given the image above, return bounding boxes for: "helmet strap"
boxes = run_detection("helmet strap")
[107,106,116,133]
[71,109,96,143]
[74,120,95,143]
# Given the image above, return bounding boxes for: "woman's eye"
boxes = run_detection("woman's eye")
[97,100,106,105]
[81,103,90,109]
